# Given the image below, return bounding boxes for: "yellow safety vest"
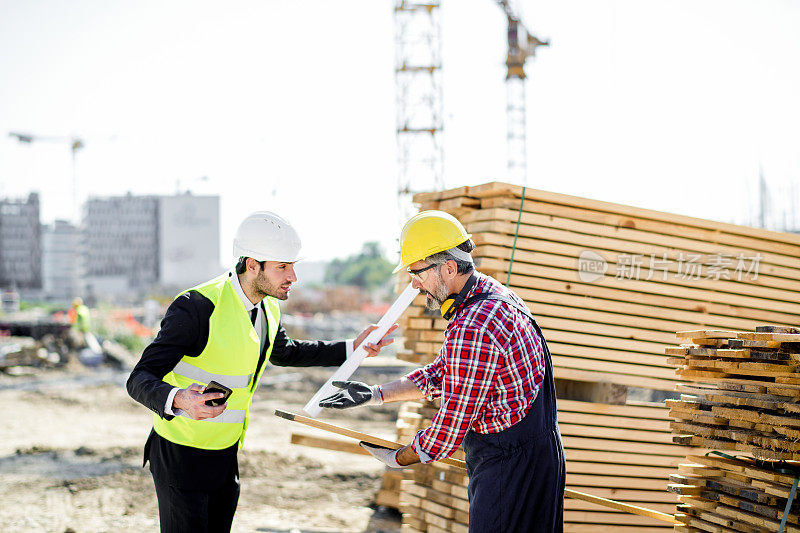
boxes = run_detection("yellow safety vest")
[153,273,280,449]
[74,305,91,333]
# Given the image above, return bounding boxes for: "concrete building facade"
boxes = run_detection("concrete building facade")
[42,219,80,302]
[0,193,42,291]
[83,194,160,295]
[159,194,221,289]
[82,193,220,298]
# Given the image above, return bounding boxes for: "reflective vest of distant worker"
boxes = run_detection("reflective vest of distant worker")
[71,298,91,333]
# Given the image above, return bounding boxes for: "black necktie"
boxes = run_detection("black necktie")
[250,307,258,326]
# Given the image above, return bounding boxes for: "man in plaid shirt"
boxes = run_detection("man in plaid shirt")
[320,211,565,532]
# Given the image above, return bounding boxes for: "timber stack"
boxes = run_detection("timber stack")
[394,181,800,532]
[667,326,800,532]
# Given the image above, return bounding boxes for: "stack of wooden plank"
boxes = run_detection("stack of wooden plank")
[669,453,800,532]
[667,326,800,461]
[667,326,800,532]
[393,182,800,531]
[400,182,800,390]
[400,462,470,533]
[398,398,701,532]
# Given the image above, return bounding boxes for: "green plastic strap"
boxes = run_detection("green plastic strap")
[506,186,526,287]
[705,450,740,461]
[779,476,799,533]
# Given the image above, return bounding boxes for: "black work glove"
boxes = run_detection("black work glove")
[318,380,383,409]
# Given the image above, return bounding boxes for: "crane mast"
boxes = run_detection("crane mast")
[8,132,85,223]
[497,1,548,185]
[394,0,444,217]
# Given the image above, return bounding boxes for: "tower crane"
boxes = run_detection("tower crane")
[8,131,86,223]
[393,1,549,214]
[394,0,444,219]
[495,0,549,185]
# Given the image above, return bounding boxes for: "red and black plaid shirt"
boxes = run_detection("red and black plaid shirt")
[407,272,546,462]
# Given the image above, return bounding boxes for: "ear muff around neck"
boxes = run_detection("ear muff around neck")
[440,273,477,320]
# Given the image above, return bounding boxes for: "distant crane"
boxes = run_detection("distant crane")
[8,131,86,222]
[394,0,444,219]
[175,175,209,195]
[393,1,549,214]
[495,0,549,184]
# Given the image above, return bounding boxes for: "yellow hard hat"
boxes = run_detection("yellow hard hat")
[393,211,472,274]
[72,297,83,307]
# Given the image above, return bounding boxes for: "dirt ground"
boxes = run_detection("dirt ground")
[0,360,413,533]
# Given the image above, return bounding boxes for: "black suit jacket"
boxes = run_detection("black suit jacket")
[126,277,347,488]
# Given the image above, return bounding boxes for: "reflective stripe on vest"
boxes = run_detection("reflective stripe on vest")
[179,409,246,424]
[153,272,281,450]
[172,360,253,390]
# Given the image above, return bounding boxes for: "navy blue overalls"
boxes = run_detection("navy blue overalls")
[459,293,566,533]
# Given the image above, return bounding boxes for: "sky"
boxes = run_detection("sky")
[1,0,798,266]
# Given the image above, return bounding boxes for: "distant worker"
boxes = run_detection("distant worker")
[71,297,91,333]
[67,297,92,350]
[127,211,395,533]
[320,210,566,532]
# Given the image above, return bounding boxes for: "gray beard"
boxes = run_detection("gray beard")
[425,292,443,311]
[423,276,450,311]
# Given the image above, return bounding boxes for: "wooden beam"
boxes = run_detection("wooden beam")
[275,409,678,524]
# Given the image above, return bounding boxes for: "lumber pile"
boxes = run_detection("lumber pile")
[401,462,469,533]
[400,182,800,390]
[393,181,800,531]
[667,326,800,532]
[398,399,699,531]
[669,453,800,533]
[667,326,800,461]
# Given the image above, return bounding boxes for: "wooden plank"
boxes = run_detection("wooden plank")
[568,486,680,503]
[468,197,800,264]
[737,332,800,342]
[466,214,800,278]
[290,433,369,456]
[506,274,800,327]
[550,342,677,373]
[567,473,672,491]
[537,314,678,345]
[562,435,695,457]
[558,398,669,419]
[525,300,727,335]
[567,460,675,478]
[506,281,783,331]
[563,510,673,525]
[677,330,743,340]
[466,182,800,251]
[564,526,671,532]
[553,366,678,391]
[551,355,677,381]
[275,410,468,469]
[489,257,800,317]
[565,499,677,514]
[558,411,672,432]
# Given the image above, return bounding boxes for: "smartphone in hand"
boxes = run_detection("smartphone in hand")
[204,381,233,406]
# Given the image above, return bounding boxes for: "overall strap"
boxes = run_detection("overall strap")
[461,291,558,425]
[462,292,533,321]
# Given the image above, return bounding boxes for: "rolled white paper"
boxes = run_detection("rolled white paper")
[303,282,420,417]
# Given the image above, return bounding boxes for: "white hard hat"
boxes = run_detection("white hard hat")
[232,211,302,262]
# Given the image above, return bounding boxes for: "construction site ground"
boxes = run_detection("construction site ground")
[0,359,409,532]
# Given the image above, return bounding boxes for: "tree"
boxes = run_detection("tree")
[324,241,394,291]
